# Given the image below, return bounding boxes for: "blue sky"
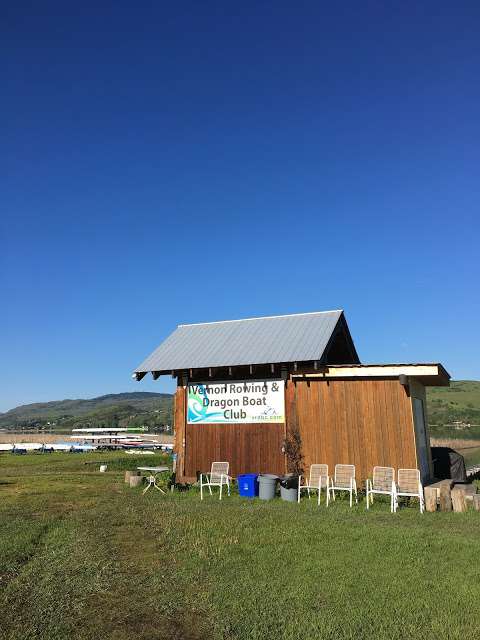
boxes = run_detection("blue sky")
[1,2,479,412]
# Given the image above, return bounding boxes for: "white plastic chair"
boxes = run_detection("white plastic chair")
[328,464,358,507]
[366,466,396,512]
[200,462,231,500]
[394,469,424,513]
[298,464,329,505]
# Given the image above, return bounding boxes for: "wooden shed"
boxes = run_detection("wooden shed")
[134,311,450,484]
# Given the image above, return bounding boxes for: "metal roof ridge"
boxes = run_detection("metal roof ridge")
[178,309,343,328]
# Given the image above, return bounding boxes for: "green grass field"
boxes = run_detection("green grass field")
[459,446,480,468]
[427,380,480,436]
[2,452,480,640]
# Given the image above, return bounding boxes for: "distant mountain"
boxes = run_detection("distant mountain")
[0,392,173,430]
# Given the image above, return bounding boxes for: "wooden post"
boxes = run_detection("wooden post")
[125,470,140,483]
[129,475,143,488]
[439,484,452,512]
[424,486,437,512]
[451,487,467,513]
[472,495,480,511]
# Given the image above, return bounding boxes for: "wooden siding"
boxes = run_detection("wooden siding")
[173,386,186,478]
[184,422,285,478]
[174,377,421,484]
[292,379,417,482]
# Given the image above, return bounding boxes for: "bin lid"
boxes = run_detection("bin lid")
[259,474,279,480]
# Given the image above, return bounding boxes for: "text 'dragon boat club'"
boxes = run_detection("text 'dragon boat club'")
[187,381,285,423]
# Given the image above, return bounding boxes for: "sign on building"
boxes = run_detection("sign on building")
[187,380,285,424]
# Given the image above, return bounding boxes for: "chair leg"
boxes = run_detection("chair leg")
[227,479,230,496]
[200,477,203,501]
[219,482,223,500]
[366,486,370,510]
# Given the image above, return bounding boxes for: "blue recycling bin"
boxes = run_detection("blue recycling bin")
[237,473,259,498]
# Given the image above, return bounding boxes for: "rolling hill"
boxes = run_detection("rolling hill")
[0,392,173,431]
[2,381,479,438]
[427,380,480,439]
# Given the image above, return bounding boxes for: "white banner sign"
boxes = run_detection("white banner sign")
[187,380,285,424]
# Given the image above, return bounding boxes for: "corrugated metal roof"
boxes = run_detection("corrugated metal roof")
[135,310,346,373]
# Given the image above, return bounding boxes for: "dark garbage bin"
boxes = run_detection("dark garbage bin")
[280,474,299,502]
[258,474,278,500]
[237,473,259,498]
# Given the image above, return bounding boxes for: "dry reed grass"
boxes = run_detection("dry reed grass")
[430,437,480,450]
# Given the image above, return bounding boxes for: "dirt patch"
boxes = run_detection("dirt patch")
[0,433,175,444]
[0,433,69,443]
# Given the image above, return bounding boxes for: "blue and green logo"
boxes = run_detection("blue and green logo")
[187,384,223,423]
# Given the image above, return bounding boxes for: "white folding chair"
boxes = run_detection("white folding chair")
[200,462,231,500]
[298,464,329,505]
[328,464,358,507]
[394,469,424,513]
[366,466,396,512]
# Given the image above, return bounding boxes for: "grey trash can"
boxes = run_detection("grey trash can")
[280,475,299,502]
[258,474,278,500]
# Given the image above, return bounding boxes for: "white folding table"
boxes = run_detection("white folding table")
[137,466,170,495]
